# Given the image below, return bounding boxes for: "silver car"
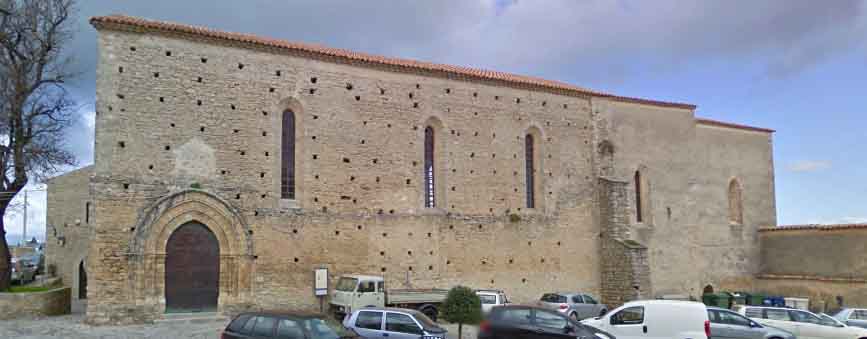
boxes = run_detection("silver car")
[832,308,867,329]
[708,307,795,339]
[536,292,608,321]
[343,307,447,339]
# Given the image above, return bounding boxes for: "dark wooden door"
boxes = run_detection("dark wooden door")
[165,222,220,313]
[78,261,87,299]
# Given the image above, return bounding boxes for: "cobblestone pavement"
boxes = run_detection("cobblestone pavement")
[0,314,478,339]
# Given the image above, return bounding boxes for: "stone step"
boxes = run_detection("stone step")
[156,312,228,325]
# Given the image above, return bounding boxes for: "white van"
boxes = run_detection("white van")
[582,300,709,339]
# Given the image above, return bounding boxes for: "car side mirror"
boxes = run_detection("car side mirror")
[750,321,761,328]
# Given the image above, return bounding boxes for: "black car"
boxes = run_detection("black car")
[222,311,361,339]
[478,305,616,339]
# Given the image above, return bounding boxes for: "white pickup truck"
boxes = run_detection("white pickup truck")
[329,274,448,321]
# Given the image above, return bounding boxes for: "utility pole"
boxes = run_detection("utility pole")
[22,190,27,246]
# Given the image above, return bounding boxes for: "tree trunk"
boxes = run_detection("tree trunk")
[458,323,463,339]
[0,204,11,291]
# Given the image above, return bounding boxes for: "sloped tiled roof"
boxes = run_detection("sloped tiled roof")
[759,224,867,233]
[695,118,775,133]
[90,15,697,109]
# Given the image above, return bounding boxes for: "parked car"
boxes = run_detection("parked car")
[832,308,867,329]
[707,306,795,339]
[735,305,867,339]
[536,292,608,321]
[221,311,360,339]
[478,304,616,339]
[329,274,447,321]
[581,300,710,339]
[343,307,447,339]
[476,289,510,314]
[10,257,36,284]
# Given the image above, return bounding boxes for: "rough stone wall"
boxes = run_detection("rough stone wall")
[592,98,775,298]
[45,166,93,301]
[0,288,71,320]
[753,227,867,312]
[760,227,867,278]
[598,178,650,307]
[88,28,598,324]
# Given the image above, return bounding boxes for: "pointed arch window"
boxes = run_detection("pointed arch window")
[281,110,296,199]
[424,126,436,208]
[728,179,743,224]
[525,134,535,208]
[634,171,643,223]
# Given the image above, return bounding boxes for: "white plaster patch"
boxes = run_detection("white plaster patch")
[172,138,217,181]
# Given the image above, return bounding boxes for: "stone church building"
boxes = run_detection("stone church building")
[46,15,776,324]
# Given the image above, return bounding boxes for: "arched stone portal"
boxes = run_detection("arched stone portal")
[165,222,220,312]
[125,190,254,317]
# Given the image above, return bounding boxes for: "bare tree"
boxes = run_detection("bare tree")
[0,0,77,291]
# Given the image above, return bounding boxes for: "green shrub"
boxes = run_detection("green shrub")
[441,286,482,338]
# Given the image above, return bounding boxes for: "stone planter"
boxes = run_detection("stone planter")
[0,287,71,320]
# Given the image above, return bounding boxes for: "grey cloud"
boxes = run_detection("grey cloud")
[453,0,867,82]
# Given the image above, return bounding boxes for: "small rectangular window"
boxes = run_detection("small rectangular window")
[276,319,304,338]
[744,307,763,319]
[611,306,644,325]
[386,313,423,334]
[764,309,790,321]
[355,311,383,330]
[252,316,277,337]
[228,314,251,333]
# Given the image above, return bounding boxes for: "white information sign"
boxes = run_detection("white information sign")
[314,268,328,296]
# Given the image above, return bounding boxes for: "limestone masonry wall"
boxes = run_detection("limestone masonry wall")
[45,166,93,302]
[0,288,71,320]
[45,16,779,324]
[87,28,598,324]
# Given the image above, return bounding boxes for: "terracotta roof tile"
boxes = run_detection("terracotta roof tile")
[759,224,867,232]
[89,15,697,110]
[695,118,774,133]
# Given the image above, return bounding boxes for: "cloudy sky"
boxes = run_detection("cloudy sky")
[6,0,867,243]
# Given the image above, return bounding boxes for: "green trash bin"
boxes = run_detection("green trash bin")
[703,293,732,308]
[702,293,717,307]
[745,292,766,306]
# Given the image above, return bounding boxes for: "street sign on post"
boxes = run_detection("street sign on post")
[314,267,328,296]
[315,267,328,313]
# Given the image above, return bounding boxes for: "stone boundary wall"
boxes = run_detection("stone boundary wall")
[0,288,71,320]
[760,226,867,279]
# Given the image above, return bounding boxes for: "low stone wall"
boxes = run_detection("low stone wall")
[0,287,71,320]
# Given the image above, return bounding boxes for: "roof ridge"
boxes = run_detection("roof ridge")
[760,224,867,232]
[695,117,774,133]
[89,14,697,110]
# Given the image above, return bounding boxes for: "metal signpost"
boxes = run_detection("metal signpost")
[314,267,328,312]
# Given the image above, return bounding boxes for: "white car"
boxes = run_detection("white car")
[582,300,709,339]
[475,289,510,314]
[735,305,867,339]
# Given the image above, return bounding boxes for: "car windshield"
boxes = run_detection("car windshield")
[303,318,355,339]
[479,294,497,304]
[335,277,358,292]
[541,294,566,303]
